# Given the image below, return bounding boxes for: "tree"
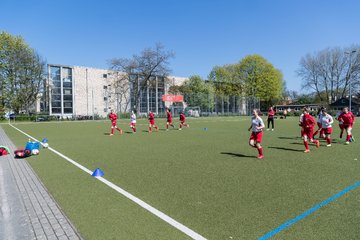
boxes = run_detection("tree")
[108,71,131,113]
[297,46,360,104]
[0,31,45,114]
[181,75,214,111]
[108,43,175,113]
[238,55,283,108]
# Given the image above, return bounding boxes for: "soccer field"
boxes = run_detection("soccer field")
[2,116,360,240]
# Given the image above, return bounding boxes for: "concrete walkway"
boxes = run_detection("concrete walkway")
[0,126,82,240]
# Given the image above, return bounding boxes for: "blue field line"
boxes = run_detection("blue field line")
[259,181,360,240]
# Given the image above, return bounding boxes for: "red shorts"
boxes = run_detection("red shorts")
[149,120,155,125]
[323,127,332,135]
[167,119,173,124]
[317,122,322,128]
[250,131,263,143]
[111,121,117,127]
[303,128,314,139]
[130,123,136,127]
[180,121,185,124]
[343,124,353,129]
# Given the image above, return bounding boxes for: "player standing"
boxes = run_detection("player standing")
[130,111,137,133]
[248,109,265,159]
[148,111,158,133]
[109,110,123,136]
[179,111,189,130]
[320,109,334,147]
[340,107,355,144]
[166,108,175,131]
[301,107,320,153]
[266,106,275,131]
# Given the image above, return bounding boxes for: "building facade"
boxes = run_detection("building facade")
[47,64,187,118]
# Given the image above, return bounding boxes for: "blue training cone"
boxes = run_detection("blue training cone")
[92,168,104,177]
[42,138,48,143]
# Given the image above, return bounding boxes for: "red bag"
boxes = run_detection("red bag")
[14,148,31,158]
[0,147,9,156]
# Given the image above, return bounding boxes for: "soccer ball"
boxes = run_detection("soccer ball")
[42,143,49,148]
[32,149,40,155]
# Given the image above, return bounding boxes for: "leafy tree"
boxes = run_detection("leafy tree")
[181,75,214,111]
[0,31,45,114]
[108,43,174,113]
[238,54,283,108]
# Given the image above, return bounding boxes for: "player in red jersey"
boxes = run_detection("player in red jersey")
[248,109,265,159]
[339,107,355,144]
[108,110,123,136]
[266,106,275,131]
[320,109,334,147]
[166,108,174,131]
[301,107,320,153]
[179,111,189,130]
[148,111,158,133]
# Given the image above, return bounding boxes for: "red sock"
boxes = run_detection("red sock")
[327,137,331,144]
[133,128,136,132]
[116,127,121,132]
[155,126,158,131]
[257,147,263,156]
[304,141,309,149]
[166,125,169,129]
[314,129,319,136]
[111,128,114,134]
[180,123,183,128]
[347,134,352,141]
[149,127,152,132]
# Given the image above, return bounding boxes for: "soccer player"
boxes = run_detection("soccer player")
[148,111,158,133]
[301,107,320,153]
[320,109,334,147]
[130,111,136,133]
[248,109,265,159]
[166,108,175,131]
[109,110,123,136]
[314,107,325,139]
[266,106,275,131]
[339,107,355,144]
[335,110,345,139]
[179,111,189,130]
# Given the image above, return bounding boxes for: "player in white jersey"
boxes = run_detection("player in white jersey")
[248,109,265,159]
[320,109,334,146]
[314,107,325,138]
[130,111,137,133]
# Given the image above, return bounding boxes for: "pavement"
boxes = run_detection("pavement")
[0,126,82,240]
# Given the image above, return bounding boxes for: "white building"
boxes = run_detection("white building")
[46,64,187,118]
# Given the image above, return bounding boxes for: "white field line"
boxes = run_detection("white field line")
[9,124,207,240]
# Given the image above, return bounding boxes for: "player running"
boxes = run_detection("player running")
[314,107,325,139]
[335,110,345,139]
[148,111,158,133]
[109,110,123,136]
[339,107,355,144]
[166,108,175,131]
[248,109,265,159]
[320,109,334,147]
[301,107,320,153]
[179,111,189,130]
[130,111,136,133]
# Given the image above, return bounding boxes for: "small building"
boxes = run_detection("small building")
[329,97,360,115]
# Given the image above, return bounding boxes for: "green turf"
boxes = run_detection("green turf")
[2,116,360,239]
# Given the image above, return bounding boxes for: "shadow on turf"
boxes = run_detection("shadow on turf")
[278,136,302,140]
[220,152,257,158]
[268,146,304,152]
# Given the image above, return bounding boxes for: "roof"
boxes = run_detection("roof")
[330,97,359,107]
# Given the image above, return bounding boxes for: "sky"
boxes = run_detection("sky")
[1,0,360,92]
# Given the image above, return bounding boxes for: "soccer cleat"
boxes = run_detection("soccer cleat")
[351,136,355,142]
[304,149,310,153]
[345,141,350,145]
[266,129,270,131]
[326,144,332,147]
[166,129,169,131]
[179,128,182,130]
[316,141,320,148]
[109,134,114,136]
[258,155,264,159]
[187,124,190,128]
[271,129,274,131]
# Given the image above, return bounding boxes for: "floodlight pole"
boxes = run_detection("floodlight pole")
[345,50,357,112]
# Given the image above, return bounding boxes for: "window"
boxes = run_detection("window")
[63,89,72,95]
[103,74,107,78]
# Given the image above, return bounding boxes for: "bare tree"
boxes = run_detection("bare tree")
[298,46,360,104]
[108,43,175,113]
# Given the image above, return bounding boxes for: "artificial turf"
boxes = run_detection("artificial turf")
[2,116,360,239]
